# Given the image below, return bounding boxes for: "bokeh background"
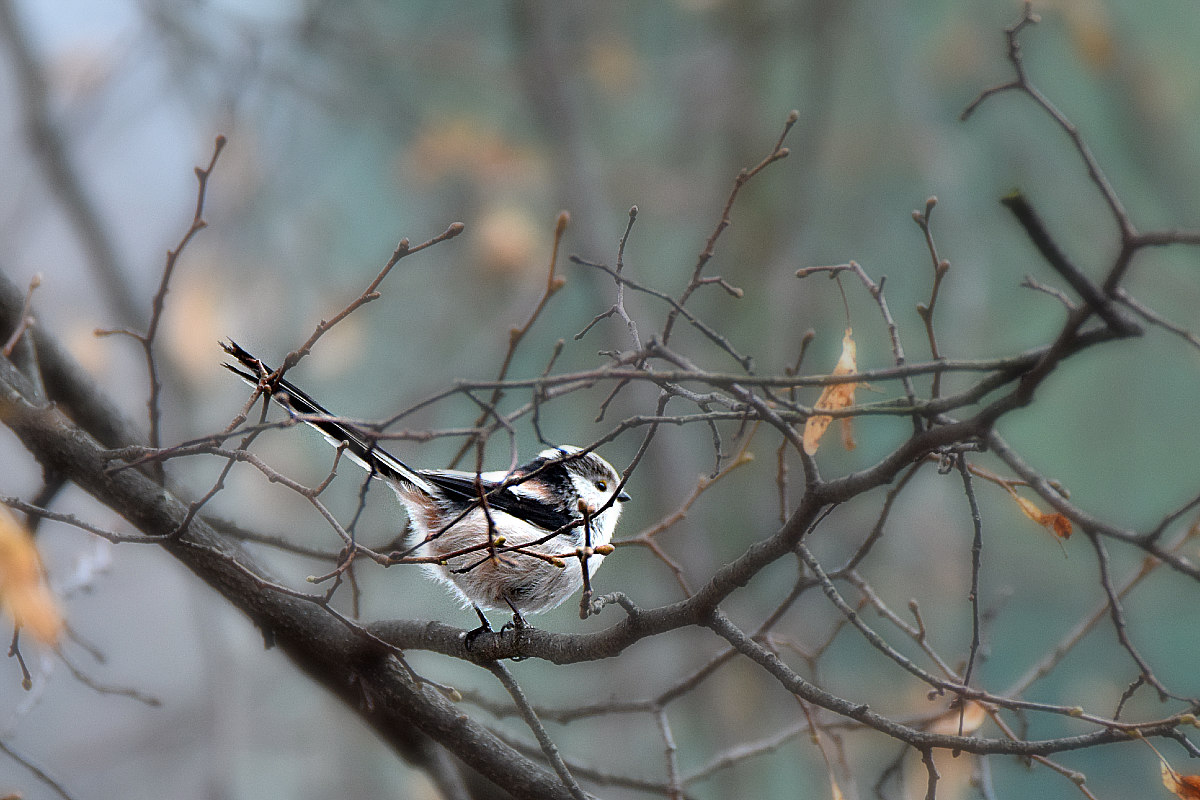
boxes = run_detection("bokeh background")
[2,1,1200,798]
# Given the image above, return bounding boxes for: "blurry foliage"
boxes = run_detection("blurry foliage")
[2,1,1200,799]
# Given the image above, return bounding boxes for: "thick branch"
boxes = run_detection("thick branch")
[0,303,585,800]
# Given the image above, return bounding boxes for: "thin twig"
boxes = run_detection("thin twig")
[0,738,78,800]
[1085,531,1181,703]
[912,197,950,399]
[1,272,40,358]
[95,135,227,475]
[451,213,568,467]
[961,2,1133,241]
[655,706,683,800]
[1113,288,1200,353]
[277,221,466,377]
[956,454,984,733]
[487,661,587,800]
[660,110,798,352]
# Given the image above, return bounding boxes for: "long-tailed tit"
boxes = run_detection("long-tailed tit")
[221,341,629,626]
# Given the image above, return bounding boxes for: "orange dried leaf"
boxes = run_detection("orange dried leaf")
[803,328,858,455]
[0,505,63,646]
[839,416,856,452]
[1009,491,1073,540]
[1161,758,1200,799]
[1045,513,1073,539]
[803,415,833,454]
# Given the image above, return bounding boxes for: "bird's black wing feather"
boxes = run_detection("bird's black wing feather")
[421,471,576,533]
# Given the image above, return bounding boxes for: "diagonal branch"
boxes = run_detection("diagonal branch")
[999,192,1138,335]
[0,310,585,800]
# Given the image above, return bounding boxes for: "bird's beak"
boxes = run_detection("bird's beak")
[617,490,631,502]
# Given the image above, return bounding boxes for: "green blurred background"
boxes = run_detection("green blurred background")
[2,1,1200,798]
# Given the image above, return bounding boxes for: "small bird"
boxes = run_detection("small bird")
[221,341,629,627]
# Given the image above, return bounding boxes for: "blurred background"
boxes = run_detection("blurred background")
[2,0,1200,797]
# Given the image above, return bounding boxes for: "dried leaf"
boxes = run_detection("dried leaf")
[1161,758,1200,799]
[803,328,858,455]
[1045,513,1073,539]
[1008,490,1073,540]
[0,505,63,646]
[802,412,833,455]
[839,416,856,452]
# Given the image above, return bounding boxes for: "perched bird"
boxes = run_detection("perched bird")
[221,341,629,627]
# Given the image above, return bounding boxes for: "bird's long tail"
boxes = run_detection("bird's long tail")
[220,340,435,497]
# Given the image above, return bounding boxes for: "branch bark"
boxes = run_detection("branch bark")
[0,267,588,800]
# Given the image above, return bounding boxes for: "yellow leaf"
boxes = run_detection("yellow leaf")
[1162,757,1200,799]
[0,505,63,646]
[803,328,858,455]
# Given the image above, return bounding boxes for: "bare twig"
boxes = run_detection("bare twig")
[0,738,77,800]
[912,197,950,398]
[659,109,799,361]
[576,205,642,350]
[95,135,227,468]
[1085,531,1182,703]
[999,191,1136,335]
[488,661,587,800]
[961,2,1133,241]
[270,221,466,382]
[655,707,683,800]
[1021,274,1079,311]
[955,455,984,728]
[1114,287,1200,352]
[619,430,756,596]
[1,272,40,358]
[451,212,569,467]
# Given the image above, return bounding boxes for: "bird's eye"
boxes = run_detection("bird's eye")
[595,480,608,492]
